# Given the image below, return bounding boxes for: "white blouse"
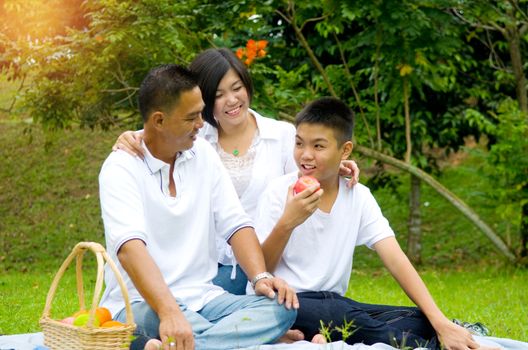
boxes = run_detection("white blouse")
[216,132,260,198]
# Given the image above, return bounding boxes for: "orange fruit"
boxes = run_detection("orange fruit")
[95,307,112,325]
[101,320,125,328]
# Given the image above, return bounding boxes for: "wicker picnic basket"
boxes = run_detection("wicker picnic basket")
[40,241,136,350]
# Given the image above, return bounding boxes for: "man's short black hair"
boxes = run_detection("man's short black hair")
[295,97,355,145]
[138,64,199,122]
[189,48,253,128]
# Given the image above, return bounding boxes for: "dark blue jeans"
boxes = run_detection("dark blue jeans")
[295,291,439,349]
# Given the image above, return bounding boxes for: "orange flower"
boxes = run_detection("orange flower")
[235,39,268,66]
[236,47,244,60]
[256,40,268,50]
[246,39,257,51]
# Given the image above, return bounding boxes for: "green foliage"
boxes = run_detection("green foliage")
[1,0,527,258]
[3,0,206,129]
[318,318,356,343]
[471,99,528,242]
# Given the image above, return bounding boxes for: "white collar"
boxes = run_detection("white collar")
[200,109,284,144]
[141,141,195,174]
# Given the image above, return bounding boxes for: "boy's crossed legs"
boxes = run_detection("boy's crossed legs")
[294,291,439,349]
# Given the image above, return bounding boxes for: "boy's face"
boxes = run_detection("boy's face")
[294,123,352,186]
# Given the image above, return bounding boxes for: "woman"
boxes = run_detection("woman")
[113,48,359,295]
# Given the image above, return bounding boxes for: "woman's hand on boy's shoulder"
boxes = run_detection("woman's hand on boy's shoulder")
[339,160,360,188]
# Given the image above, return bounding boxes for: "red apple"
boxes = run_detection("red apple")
[293,176,320,194]
[60,316,75,325]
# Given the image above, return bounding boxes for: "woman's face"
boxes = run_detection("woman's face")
[213,68,250,128]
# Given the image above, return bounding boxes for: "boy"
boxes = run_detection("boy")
[255,97,482,350]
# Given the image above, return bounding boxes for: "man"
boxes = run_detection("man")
[99,64,297,350]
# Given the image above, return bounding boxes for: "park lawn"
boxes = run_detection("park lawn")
[347,266,528,341]
[1,266,526,341]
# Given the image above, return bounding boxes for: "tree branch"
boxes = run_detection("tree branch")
[275,9,291,25]
[507,0,528,23]
[450,8,506,35]
[101,87,139,93]
[520,23,528,36]
[277,2,337,98]
[485,30,507,71]
[7,74,26,112]
[333,32,374,148]
[355,145,517,263]
[300,14,329,32]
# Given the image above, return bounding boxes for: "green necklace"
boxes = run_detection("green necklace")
[232,149,240,156]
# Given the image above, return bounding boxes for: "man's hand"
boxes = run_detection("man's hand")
[254,276,299,310]
[158,309,195,350]
[279,183,322,231]
[339,160,360,188]
[113,130,145,158]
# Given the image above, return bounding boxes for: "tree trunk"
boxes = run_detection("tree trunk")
[521,195,528,257]
[403,78,412,163]
[407,174,422,264]
[374,29,382,151]
[506,26,528,114]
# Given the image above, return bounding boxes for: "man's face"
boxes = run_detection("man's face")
[294,123,347,184]
[161,86,205,152]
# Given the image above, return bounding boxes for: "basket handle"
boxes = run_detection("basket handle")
[41,242,134,327]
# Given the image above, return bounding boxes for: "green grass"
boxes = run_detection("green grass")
[347,267,528,341]
[0,120,117,272]
[0,266,98,334]
[1,104,527,341]
[2,266,526,340]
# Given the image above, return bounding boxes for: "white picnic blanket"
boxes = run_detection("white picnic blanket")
[1,332,527,350]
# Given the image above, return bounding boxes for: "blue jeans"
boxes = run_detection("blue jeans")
[116,293,296,350]
[295,291,439,349]
[212,263,248,295]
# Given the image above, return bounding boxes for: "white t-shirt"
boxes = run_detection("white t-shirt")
[254,172,395,296]
[201,110,297,265]
[99,137,253,315]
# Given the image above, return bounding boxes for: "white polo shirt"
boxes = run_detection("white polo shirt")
[254,172,395,296]
[201,109,297,265]
[99,137,253,315]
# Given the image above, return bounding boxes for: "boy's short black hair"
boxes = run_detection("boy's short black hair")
[138,64,199,122]
[189,48,253,128]
[295,97,355,145]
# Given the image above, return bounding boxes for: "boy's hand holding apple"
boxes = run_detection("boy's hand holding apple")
[278,176,323,231]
